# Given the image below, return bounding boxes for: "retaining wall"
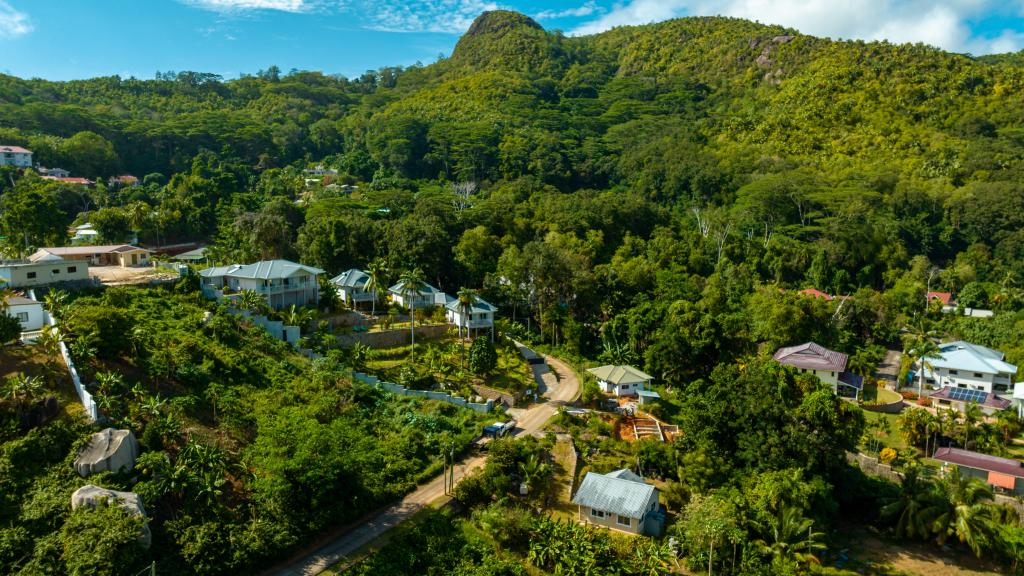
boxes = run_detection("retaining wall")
[352,372,494,413]
[861,398,906,414]
[43,311,98,422]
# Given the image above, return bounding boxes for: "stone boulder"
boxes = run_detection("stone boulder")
[74,428,139,477]
[71,484,151,548]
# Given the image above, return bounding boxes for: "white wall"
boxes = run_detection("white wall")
[8,302,44,331]
[926,366,1010,394]
[0,261,90,287]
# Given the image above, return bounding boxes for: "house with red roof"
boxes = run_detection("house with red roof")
[41,176,94,186]
[927,291,954,307]
[933,447,1024,495]
[797,288,833,301]
[0,145,32,167]
[773,342,864,398]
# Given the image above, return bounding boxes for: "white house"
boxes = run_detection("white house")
[445,295,496,335]
[70,224,101,245]
[571,469,664,536]
[330,269,377,308]
[773,341,864,398]
[920,341,1017,395]
[0,258,91,288]
[388,280,451,310]
[39,167,70,178]
[200,259,324,311]
[587,365,654,397]
[0,146,32,167]
[4,295,44,332]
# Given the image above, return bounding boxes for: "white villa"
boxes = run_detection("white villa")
[773,341,864,398]
[388,280,452,310]
[331,269,377,309]
[0,146,32,167]
[587,365,654,397]
[572,469,664,536]
[445,295,497,335]
[200,259,324,311]
[919,341,1017,395]
[4,295,44,332]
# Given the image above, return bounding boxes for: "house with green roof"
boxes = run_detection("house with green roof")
[586,365,654,397]
[200,259,324,310]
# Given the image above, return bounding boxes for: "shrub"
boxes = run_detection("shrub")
[0,313,21,344]
[468,338,498,374]
[917,397,932,407]
[879,447,898,464]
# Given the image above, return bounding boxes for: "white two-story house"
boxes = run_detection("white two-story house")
[445,294,496,336]
[0,146,32,167]
[200,259,324,311]
[921,341,1017,395]
[330,268,377,309]
[388,280,451,310]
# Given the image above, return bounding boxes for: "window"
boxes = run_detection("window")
[590,509,605,519]
[67,266,77,273]
[16,312,28,322]
[616,515,631,527]
[26,272,36,279]
[949,370,958,375]
[621,384,630,390]
[973,373,983,378]
[52,269,60,275]
[957,383,967,388]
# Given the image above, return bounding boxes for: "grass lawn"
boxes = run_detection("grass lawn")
[0,342,84,419]
[547,436,578,520]
[863,381,903,404]
[862,411,908,451]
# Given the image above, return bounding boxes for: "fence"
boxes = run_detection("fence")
[43,310,98,422]
[351,371,494,413]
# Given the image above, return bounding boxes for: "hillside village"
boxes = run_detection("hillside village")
[2,7,1024,576]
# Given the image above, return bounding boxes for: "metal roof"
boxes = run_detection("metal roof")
[926,341,1017,376]
[773,342,848,372]
[571,470,657,519]
[637,390,661,398]
[388,279,443,295]
[606,469,645,482]
[0,146,31,153]
[4,295,39,307]
[587,365,654,386]
[172,247,207,261]
[929,386,1011,410]
[445,294,497,314]
[200,260,324,280]
[31,245,150,259]
[330,268,369,288]
[934,447,1024,478]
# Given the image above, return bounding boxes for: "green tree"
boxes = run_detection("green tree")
[928,467,998,556]
[469,337,498,374]
[456,287,479,369]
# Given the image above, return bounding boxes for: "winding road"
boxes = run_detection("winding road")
[266,350,580,576]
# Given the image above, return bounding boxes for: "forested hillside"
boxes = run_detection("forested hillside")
[3,9,1024,574]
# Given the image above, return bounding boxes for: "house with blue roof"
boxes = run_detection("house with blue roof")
[200,259,324,310]
[388,279,452,310]
[445,294,497,336]
[920,341,1017,395]
[330,268,376,309]
[571,469,664,536]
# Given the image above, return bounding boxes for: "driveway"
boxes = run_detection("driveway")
[265,350,580,576]
[876,349,903,386]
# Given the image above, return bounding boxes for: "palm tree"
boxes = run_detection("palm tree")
[94,371,124,396]
[43,289,69,321]
[995,410,1022,446]
[3,374,44,405]
[398,268,426,361]
[881,468,939,540]
[754,505,825,567]
[928,467,997,556]
[903,324,941,398]
[518,453,550,495]
[456,287,478,370]
[283,304,315,332]
[364,258,388,318]
[962,402,983,447]
[69,332,98,367]
[847,348,877,381]
[238,289,266,315]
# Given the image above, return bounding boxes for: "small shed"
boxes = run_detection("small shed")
[71,484,151,547]
[74,428,139,477]
[637,389,661,406]
[4,295,44,332]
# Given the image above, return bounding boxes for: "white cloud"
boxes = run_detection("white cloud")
[535,1,601,20]
[181,0,313,13]
[571,0,1024,54]
[0,1,32,38]
[365,0,498,33]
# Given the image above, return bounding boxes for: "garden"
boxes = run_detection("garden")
[0,282,490,576]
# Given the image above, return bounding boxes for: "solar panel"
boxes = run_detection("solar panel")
[946,387,988,404]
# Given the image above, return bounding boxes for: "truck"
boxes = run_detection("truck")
[482,419,517,439]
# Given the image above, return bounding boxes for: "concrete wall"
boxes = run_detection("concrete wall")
[352,371,494,413]
[0,261,90,288]
[9,302,44,332]
[44,311,98,422]
[578,505,643,535]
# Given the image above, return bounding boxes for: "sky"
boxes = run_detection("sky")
[0,0,1022,81]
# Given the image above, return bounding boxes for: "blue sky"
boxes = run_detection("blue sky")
[0,0,1022,81]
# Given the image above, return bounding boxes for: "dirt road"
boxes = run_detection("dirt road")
[267,351,580,576]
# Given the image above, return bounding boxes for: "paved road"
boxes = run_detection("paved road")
[267,351,580,576]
